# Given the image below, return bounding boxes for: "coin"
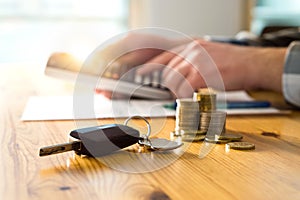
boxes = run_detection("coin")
[149,138,183,151]
[193,92,201,101]
[225,142,255,150]
[204,136,231,144]
[170,131,205,142]
[182,134,206,142]
[171,130,207,136]
[215,133,243,141]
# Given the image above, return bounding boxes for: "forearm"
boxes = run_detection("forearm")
[244,47,286,93]
[194,40,286,92]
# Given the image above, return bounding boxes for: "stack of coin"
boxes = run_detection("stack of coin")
[200,111,226,134]
[172,89,227,142]
[175,99,201,134]
[200,93,217,112]
[194,92,217,112]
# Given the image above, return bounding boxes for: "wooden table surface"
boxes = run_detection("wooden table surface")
[1,62,300,200]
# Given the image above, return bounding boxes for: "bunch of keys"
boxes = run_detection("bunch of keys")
[39,116,183,157]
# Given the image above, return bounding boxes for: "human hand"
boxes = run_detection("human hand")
[136,40,225,98]
[91,30,191,98]
[85,31,190,76]
[136,39,286,97]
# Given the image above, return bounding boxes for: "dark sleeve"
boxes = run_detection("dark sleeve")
[259,28,300,47]
[242,28,300,47]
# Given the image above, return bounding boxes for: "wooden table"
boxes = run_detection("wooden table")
[1,62,300,200]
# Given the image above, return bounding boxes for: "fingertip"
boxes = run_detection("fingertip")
[135,67,145,75]
[135,63,159,75]
[95,89,112,99]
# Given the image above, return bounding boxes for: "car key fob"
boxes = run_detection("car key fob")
[39,124,141,157]
[69,124,141,157]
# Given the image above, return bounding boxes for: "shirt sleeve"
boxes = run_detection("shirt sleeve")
[282,41,300,107]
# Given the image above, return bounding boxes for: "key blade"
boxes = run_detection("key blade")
[39,141,81,157]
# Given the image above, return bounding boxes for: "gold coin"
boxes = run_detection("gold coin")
[170,131,205,142]
[182,134,206,142]
[204,137,230,144]
[225,142,255,150]
[215,133,243,141]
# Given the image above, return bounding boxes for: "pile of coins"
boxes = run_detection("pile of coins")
[193,89,216,111]
[171,88,255,150]
[175,99,201,134]
[200,111,226,134]
[173,89,225,138]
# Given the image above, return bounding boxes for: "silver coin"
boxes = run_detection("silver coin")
[149,138,183,151]
[170,131,205,142]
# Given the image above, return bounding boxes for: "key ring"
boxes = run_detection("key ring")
[124,115,183,151]
[124,115,151,139]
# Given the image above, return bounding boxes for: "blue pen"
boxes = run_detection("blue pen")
[205,36,250,46]
[163,101,270,110]
[163,102,177,110]
[223,101,271,109]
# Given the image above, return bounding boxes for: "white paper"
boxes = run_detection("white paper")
[21,95,175,121]
[217,90,254,101]
[21,91,288,121]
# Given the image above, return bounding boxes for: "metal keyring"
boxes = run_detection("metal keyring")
[124,115,151,138]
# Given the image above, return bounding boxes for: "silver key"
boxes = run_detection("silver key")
[139,138,183,151]
[149,138,183,151]
[124,115,183,151]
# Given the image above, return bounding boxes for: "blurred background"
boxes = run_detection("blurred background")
[0,0,300,63]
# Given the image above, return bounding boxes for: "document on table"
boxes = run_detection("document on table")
[21,91,289,121]
[21,95,175,121]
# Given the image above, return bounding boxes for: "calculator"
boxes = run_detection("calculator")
[45,52,172,100]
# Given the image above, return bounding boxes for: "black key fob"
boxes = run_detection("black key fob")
[69,124,141,157]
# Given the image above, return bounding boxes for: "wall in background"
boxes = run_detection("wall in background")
[130,0,250,37]
[0,0,129,63]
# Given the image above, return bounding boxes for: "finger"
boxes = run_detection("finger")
[94,89,128,99]
[136,50,176,75]
[165,49,186,69]
[104,49,160,78]
[162,59,190,80]
[116,48,164,67]
[95,89,113,99]
[189,69,206,89]
[155,45,187,76]
[136,44,186,75]
[176,78,195,98]
[162,64,190,97]
[161,56,185,79]
[169,68,204,98]
[163,70,197,98]
[164,61,207,98]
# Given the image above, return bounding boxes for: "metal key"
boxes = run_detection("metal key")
[39,124,141,157]
[40,116,183,157]
[138,137,183,151]
[124,115,183,151]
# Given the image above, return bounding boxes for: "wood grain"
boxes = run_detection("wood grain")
[0,63,300,200]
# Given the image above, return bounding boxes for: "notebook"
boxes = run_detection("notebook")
[45,53,172,100]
